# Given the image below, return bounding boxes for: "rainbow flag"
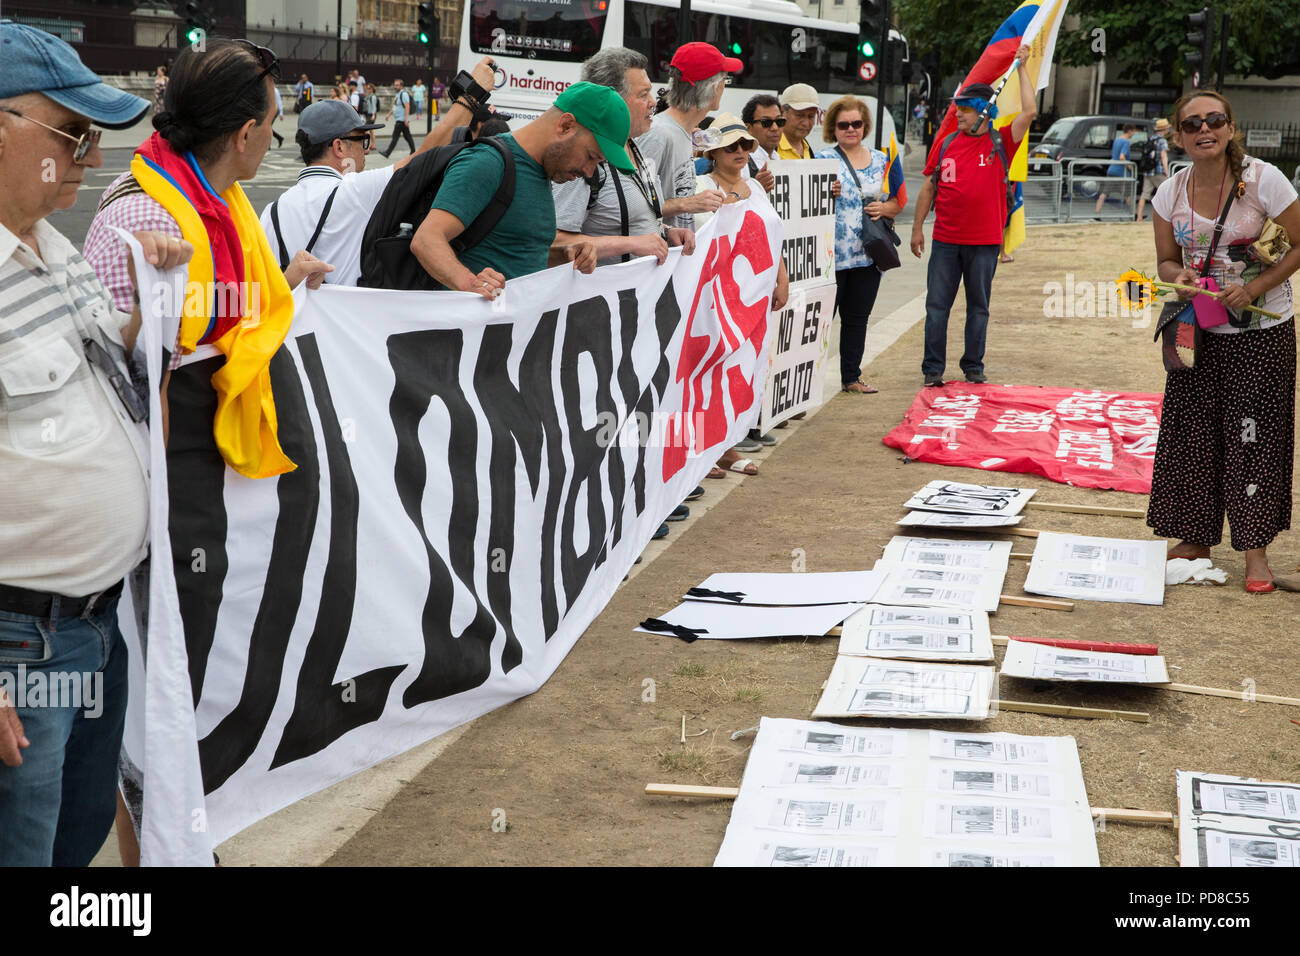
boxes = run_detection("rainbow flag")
[924,0,1070,253]
[884,132,907,208]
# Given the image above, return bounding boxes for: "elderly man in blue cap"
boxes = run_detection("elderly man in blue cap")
[0,21,191,866]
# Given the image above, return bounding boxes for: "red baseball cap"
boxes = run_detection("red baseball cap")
[670,42,743,84]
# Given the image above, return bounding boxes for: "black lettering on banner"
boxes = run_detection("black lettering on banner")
[165,356,228,705]
[800,299,821,345]
[198,350,320,793]
[471,323,538,673]
[792,358,815,403]
[387,329,496,708]
[781,236,820,283]
[629,281,683,517]
[770,368,790,417]
[558,295,619,606]
[771,172,790,219]
[776,307,794,353]
[518,309,565,639]
[799,172,838,218]
[271,335,404,768]
[601,289,642,556]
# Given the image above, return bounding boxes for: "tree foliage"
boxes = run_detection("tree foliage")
[894,0,1300,83]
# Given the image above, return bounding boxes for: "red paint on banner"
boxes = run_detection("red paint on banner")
[882,384,1163,493]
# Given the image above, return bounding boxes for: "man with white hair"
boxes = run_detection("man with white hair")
[0,22,191,866]
[634,42,738,231]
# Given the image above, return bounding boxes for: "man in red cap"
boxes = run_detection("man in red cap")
[635,42,741,232]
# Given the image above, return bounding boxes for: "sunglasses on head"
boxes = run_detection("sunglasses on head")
[836,119,864,131]
[753,117,787,129]
[0,107,101,164]
[1179,111,1228,134]
[232,39,281,99]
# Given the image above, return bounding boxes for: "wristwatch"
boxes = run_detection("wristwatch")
[448,70,490,111]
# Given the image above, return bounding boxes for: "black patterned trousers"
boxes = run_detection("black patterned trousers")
[1146,319,1296,551]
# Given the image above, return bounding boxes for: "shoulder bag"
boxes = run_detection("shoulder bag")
[836,146,901,272]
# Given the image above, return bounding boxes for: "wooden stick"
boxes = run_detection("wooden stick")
[1001,527,1040,538]
[1010,552,1033,560]
[680,714,686,744]
[993,635,1159,655]
[646,783,740,798]
[999,594,1074,611]
[645,785,1175,827]
[1091,808,1175,827]
[1027,501,1146,519]
[1160,682,1300,708]
[995,699,1149,722]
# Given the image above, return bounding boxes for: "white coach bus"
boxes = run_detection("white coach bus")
[458,0,896,141]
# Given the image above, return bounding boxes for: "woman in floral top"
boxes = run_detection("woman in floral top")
[1148,90,1300,592]
[816,97,902,394]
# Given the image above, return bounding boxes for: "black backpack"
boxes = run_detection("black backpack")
[1135,137,1161,174]
[357,137,515,291]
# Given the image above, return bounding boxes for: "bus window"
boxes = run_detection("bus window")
[469,0,609,63]
[625,1,679,79]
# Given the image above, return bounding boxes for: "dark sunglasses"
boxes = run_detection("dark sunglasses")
[1179,111,1228,134]
[722,140,754,153]
[753,117,787,129]
[340,133,373,149]
[836,119,864,131]
[233,39,281,94]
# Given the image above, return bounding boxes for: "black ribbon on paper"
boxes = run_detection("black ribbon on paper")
[639,618,706,643]
[685,587,747,603]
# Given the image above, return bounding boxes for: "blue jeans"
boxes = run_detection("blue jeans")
[0,596,128,866]
[922,240,1000,379]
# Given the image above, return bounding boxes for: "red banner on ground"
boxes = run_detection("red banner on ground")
[882,384,1163,493]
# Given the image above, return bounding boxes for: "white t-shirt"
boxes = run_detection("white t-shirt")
[1152,157,1298,332]
[260,163,396,286]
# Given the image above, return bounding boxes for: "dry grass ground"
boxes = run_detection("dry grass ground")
[326,222,1300,867]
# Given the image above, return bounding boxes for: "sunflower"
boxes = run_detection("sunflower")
[1116,269,1157,311]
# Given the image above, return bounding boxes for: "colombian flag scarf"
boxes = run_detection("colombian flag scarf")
[132,132,296,479]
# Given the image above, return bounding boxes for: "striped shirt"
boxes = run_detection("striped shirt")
[0,218,149,596]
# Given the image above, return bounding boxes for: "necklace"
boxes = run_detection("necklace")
[1190,162,1228,219]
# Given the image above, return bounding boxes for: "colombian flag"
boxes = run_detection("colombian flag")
[884,132,907,208]
[925,0,1070,254]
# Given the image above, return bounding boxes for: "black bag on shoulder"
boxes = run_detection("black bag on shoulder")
[358,137,515,291]
[836,146,901,272]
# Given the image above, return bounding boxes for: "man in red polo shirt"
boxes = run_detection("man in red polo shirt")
[909,45,1035,386]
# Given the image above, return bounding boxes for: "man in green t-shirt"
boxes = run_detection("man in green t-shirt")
[412,82,633,296]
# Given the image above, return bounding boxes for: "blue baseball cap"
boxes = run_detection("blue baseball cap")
[0,21,149,129]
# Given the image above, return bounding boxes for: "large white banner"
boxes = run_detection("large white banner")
[120,199,782,864]
[758,280,836,432]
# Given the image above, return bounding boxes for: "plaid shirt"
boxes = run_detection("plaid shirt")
[83,171,186,369]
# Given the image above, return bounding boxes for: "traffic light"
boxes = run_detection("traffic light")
[858,0,886,77]
[417,2,437,45]
[1183,6,1215,85]
[884,36,907,84]
[183,2,212,46]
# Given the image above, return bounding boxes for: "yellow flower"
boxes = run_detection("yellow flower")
[1116,269,1155,310]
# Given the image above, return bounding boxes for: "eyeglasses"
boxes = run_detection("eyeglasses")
[722,140,754,153]
[836,119,864,131]
[341,133,373,150]
[1179,111,1228,134]
[0,107,101,164]
[752,117,787,129]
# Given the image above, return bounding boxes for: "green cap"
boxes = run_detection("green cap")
[554,81,634,172]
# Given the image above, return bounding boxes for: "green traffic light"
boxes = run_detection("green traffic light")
[186,27,203,43]
[860,40,875,57]
[730,42,741,54]
[419,31,429,43]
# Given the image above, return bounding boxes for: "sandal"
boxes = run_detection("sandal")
[706,466,727,479]
[841,381,878,394]
[725,457,759,476]
[1245,578,1276,594]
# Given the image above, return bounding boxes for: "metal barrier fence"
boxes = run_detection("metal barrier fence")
[1169,160,1191,179]
[1024,158,1062,223]
[1064,159,1136,222]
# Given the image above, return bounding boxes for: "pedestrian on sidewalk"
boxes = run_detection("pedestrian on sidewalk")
[1095,123,1136,217]
[1135,117,1170,223]
[817,96,902,396]
[909,44,1036,387]
[412,78,426,120]
[380,79,416,157]
[1146,90,1300,593]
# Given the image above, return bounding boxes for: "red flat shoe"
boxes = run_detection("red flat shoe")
[1245,578,1276,593]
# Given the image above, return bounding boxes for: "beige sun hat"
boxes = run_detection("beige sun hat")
[696,112,757,152]
[1154,118,1170,132]
[780,83,819,111]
